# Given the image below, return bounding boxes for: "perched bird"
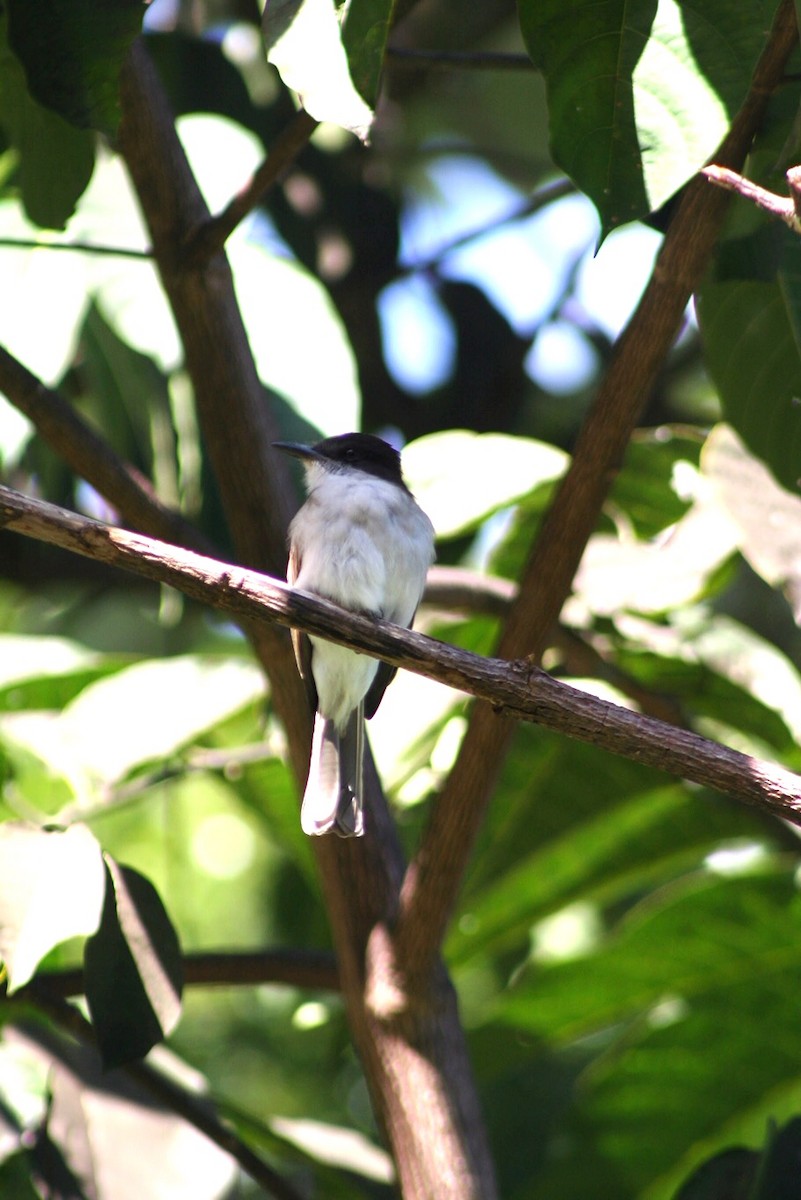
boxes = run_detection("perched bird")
[274,433,435,837]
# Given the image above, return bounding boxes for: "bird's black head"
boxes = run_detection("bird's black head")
[274,433,407,488]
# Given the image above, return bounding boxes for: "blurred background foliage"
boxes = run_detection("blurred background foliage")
[2,0,801,1197]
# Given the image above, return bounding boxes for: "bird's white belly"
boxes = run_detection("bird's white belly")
[311,638,378,729]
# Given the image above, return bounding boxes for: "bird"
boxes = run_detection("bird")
[274,432,435,837]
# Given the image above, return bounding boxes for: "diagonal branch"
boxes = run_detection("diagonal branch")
[393,0,801,981]
[2,482,800,826]
[0,344,210,552]
[181,109,319,268]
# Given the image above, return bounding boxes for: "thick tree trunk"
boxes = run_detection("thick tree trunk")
[117,38,498,1198]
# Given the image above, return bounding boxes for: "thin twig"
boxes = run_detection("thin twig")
[702,163,801,231]
[386,47,534,71]
[182,109,319,268]
[393,0,801,981]
[1,483,800,827]
[0,237,151,259]
[32,949,340,999]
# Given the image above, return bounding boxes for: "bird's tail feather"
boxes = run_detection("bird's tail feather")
[301,705,364,837]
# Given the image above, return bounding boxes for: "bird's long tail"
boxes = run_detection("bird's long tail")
[301,703,365,837]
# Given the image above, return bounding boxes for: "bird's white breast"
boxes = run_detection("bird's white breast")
[290,465,434,623]
[289,463,435,727]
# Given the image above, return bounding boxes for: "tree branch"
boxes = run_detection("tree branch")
[2,483,800,827]
[117,40,498,1197]
[0,237,151,259]
[0,344,211,554]
[394,0,801,981]
[386,47,535,71]
[32,948,339,999]
[702,163,801,231]
[181,109,319,268]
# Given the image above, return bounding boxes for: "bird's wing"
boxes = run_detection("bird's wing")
[364,660,397,720]
[288,540,318,713]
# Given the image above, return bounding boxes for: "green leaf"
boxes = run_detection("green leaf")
[0,634,127,716]
[703,424,801,619]
[574,497,738,615]
[0,1154,44,1200]
[672,1149,756,1200]
[697,227,801,496]
[56,655,265,784]
[84,858,183,1068]
[608,428,700,539]
[263,0,373,139]
[751,1118,801,1200]
[402,429,567,539]
[340,0,395,108]
[0,9,94,229]
[6,0,145,136]
[518,0,771,234]
[496,871,801,1198]
[75,115,362,434]
[0,823,105,990]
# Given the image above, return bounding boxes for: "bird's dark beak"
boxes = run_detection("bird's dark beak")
[273,441,323,462]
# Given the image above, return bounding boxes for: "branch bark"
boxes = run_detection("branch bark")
[0,344,210,553]
[33,948,340,999]
[2,483,800,826]
[394,0,801,982]
[181,109,319,267]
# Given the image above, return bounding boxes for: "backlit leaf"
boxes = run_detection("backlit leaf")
[402,429,567,539]
[263,0,373,140]
[518,0,772,234]
[0,823,104,991]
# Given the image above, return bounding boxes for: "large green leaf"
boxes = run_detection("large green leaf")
[697,225,801,496]
[6,0,144,136]
[0,9,94,229]
[493,869,801,1199]
[84,858,183,1068]
[73,117,362,434]
[518,0,772,234]
[0,823,105,990]
[340,0,395,108]
[37,656,260,784]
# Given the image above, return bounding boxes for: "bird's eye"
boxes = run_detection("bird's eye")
[344,448,356,460]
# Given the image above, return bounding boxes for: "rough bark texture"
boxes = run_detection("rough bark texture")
[2,483,800,830]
